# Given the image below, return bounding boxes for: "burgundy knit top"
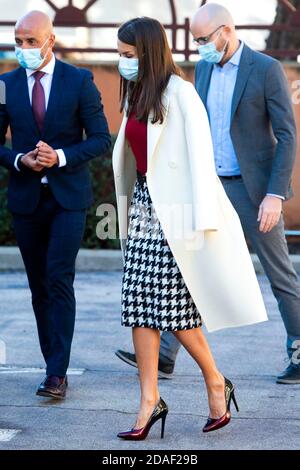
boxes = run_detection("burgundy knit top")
[125,112,147,175]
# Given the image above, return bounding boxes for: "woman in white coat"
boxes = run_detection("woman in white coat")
[113,17,267,440]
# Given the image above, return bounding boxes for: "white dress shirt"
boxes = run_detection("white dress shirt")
[14,54,66,183]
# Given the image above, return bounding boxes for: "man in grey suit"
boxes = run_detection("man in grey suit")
[116,3,300,384]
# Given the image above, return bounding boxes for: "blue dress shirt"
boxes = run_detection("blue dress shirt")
[206,42,283,200]
[207,42,244,177]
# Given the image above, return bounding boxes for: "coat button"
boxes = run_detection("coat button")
[169,161,177,169]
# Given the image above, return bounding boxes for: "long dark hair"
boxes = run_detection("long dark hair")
[118,17,182,124]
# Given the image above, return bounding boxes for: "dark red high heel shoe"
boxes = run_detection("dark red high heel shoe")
[117,398,168,441]
[203,377,239,433]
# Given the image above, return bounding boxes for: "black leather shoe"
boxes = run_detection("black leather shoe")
[115,350,174,379]
[36,375,67,399]
[277,363,300,384]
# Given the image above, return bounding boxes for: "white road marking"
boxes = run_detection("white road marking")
[0,429,20,442]
[0,367,85,375]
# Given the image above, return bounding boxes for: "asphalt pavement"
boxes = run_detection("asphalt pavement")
[0,271,299,450]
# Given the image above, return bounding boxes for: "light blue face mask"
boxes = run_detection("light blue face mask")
[15,37,50,70]
[118,57,139,82]
[198,31,228,64]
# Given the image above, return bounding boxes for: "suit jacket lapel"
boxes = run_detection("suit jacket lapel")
[197,62,213,110]
[15,68,39,136]
[42,59,64,138]
[231,45,254,123]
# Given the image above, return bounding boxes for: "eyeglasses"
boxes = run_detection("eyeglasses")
[192,25,225,46]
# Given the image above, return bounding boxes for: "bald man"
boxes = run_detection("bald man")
[116,3,300,385]
[0,11,111,398]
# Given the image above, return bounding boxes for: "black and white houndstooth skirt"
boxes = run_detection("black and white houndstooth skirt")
[121,175,202,331]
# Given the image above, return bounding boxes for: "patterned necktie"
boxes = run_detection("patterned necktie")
[32,71,46,133]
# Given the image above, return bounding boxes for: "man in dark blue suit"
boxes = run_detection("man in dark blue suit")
[0,11,111,398]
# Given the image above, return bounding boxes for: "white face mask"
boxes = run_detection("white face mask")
[118,57,139,81]
[15,37,50,70]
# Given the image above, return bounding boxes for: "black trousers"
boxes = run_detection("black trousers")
[12,186,86,376]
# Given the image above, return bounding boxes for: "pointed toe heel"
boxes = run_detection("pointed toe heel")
[203,377,239,433]
[118,398,168,441]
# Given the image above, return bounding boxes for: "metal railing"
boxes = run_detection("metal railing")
[0,0,299,61]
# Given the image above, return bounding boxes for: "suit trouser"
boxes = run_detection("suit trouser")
[12,187,86,377]
[159,178,300,364]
